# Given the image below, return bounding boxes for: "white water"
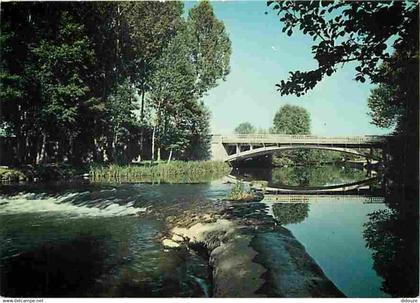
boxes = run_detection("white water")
[0,192,146,218]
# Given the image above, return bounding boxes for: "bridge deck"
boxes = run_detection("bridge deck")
[213,134,387,147]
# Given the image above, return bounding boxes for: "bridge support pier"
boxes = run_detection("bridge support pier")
[210,140,229,161]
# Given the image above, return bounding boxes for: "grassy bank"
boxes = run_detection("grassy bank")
[0,161,231,184]
[0,164,88,183]
[89,161,231,184]
[0,167,27,182]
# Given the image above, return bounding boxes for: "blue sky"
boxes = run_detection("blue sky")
[184,1,392,136]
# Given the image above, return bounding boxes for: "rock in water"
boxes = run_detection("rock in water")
[162,239,181,248]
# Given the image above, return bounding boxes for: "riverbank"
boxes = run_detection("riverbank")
[0,165,87,183]
[90,161,231,183]
[0,161,231,184]
[0,167,27,182]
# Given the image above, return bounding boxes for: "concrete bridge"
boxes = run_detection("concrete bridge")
[211,134,388,163]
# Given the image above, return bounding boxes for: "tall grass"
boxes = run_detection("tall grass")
[89,160,231,184]
[226,181,260,201]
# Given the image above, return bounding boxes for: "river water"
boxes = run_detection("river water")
[0,164,401,297]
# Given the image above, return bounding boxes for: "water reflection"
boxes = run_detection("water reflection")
[0,236,110,297]
[363,196,419,297]
[362,136,419,298]
[270,199,389,298]
[232,164,370,189]
[272,203,309,225]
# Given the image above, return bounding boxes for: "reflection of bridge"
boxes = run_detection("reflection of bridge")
[262,195,385,204]
[225,174,379,195]
[211,134,388,163]
[255,177,378,194]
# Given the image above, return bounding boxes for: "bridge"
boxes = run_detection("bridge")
[211,134,388,163]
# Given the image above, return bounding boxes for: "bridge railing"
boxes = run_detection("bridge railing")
[212,134,388,145]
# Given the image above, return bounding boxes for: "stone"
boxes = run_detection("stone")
[162,238,181,248]
[171,234,184,242]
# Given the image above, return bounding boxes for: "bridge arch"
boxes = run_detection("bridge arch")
[226,145,372,163]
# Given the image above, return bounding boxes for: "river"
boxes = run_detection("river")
[0,164,411,297]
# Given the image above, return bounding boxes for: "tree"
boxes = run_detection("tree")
[0,1,231,166]
[267,1,418,96]
[187,0,231,99]
[271,104,311,166]
[271,104,343,165]
[234,122,256,134]
[367,48,418,135]
[122,1,183,121]
[272,104,310,135]
[148,1,231,161]
[183,104,212,160]
[102,80,142,163]
[367,84,402,129]
[148,23,196,161]
[0,3,103,164]
[32,11,99,164]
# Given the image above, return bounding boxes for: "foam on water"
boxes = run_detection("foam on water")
[0,192,146,218]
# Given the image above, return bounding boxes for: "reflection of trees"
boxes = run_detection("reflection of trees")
[0,236,110,297]
[271,165,366,187]
[272,203,309,225]
[273,149,347,166]
[364,208,418,297]
[363,137,419,297]
[271,167,308,187]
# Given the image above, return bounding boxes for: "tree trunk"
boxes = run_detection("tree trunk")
[151,126,155,162]
[37,133,47,164]
[140,84,145,122]
[167,148,173,164]
[157,147,161,162]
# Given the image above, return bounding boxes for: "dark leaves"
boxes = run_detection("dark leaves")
[268,0,419,96]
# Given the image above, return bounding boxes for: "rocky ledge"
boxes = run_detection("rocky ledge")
[161,205,345,298]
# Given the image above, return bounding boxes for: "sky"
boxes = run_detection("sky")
[183,1,393,136]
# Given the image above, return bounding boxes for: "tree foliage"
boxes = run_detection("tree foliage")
[272,104,310,135]
[267,0,418,96]
[367,84,401,129]
[0,1,230,165]
[148,1,231,161]
[234,122,256,134]
[367,48,418,135]
[187,1,231,98]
